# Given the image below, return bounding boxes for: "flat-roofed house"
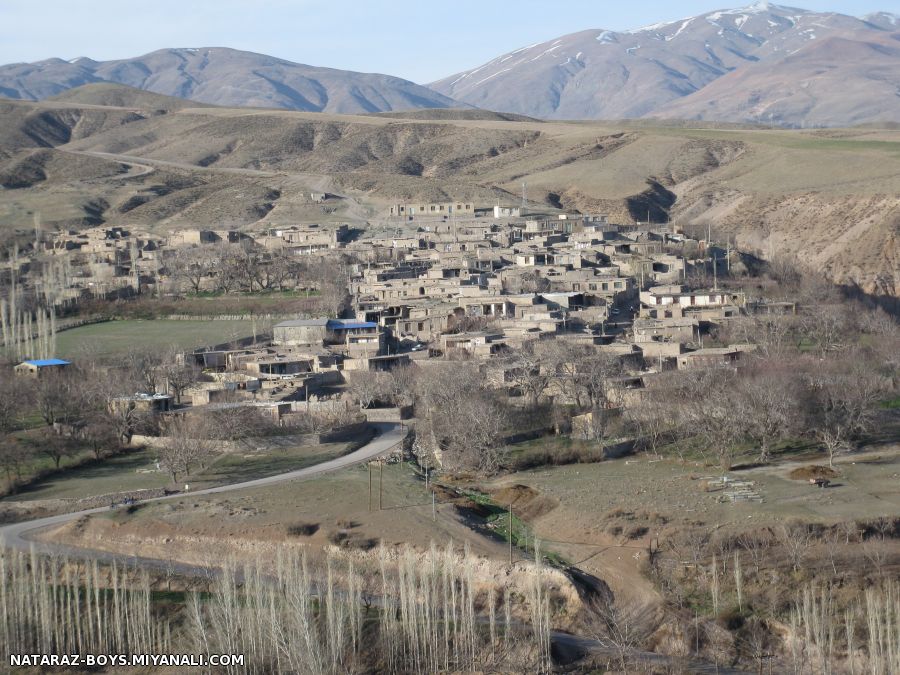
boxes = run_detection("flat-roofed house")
[14,358,71,377]
[389,202,474,217]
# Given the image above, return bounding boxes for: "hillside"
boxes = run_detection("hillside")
[654,29,900,126]
[47,82,204,111]
[0,99,897,297]
[430,3,900,127]
[0,47,463,115]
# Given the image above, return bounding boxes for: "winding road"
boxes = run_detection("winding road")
[0,422,745,672]
[0,422,405,566]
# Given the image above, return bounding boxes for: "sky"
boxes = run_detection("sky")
[1,0,897,83]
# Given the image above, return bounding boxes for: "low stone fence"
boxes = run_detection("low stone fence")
[318,421,372,443]
[363,406,413,423]
[131,420,373,451]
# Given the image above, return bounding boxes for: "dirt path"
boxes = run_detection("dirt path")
[60,149,157,180]
[71,149,373,225]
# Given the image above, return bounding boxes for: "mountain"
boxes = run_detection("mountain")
[0,47,463,115]
[654,29,900,126]
[863,11,900,30]
[430,3,900,126]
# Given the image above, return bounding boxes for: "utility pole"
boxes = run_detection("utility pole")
[432,490,436,521]
[508,505,513,565]
[368,462,373,511]
[379,460,383,510]
[726,237,732,273]
[713,255,718,290]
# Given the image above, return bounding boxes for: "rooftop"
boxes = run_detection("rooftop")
[21,358,71,367]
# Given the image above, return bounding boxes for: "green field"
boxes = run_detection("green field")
[54,319,256,359]
[6,441,352,502]
[7,447,170,501]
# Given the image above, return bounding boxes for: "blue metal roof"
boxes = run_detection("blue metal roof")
[23,358,71,367]
[327,320,377,330]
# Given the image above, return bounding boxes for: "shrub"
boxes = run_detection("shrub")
[328,530,350,546]
[287,523,319,536]
[623,524,649,540]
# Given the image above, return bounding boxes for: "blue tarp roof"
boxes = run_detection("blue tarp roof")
[23,358,71,367]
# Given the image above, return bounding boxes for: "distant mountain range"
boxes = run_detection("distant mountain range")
[430,2,900,127]
[1,3,898,126]
[0,47,462,114]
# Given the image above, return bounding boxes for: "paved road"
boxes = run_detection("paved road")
[0,422,745,672]
[0,422,405,565]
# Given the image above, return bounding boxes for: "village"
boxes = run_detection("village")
[1,192,783,459]
[1,192,898,674]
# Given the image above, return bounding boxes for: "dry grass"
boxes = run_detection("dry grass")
[1,97,898,292]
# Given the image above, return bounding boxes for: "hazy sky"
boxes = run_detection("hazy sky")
[1,0,897,83]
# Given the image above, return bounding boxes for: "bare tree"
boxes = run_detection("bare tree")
[378,364,416,408]
[580,351,624,411]
[0,441,29,488]
[158,415,220,482]
[673,369,742,471]
[309,256,350,316]
[737,529,772,576]
[806,360,888,467]
[40,432,77,469]
[735,369,802,463]
[166,246,218,294]
[159,351,200,404]
[544,341,590,408]
[31,369,87,429]
[347,371,381,409]
[626,395,675,458]
[0,376,24,438]
[588,597,656,673]
[414,363,508,474]
[779,523,813,573]
[507,341,552,407]
[80,410,120,459]
[800,303,848,356]
[123,348,166,394]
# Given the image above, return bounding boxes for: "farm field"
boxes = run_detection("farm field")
[54,319,256,358]
[480,443,900,608]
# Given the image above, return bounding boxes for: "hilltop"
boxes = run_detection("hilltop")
[0,93,898,296]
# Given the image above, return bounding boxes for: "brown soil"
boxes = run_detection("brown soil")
[490,484,559,521]
[788,465,840,481]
